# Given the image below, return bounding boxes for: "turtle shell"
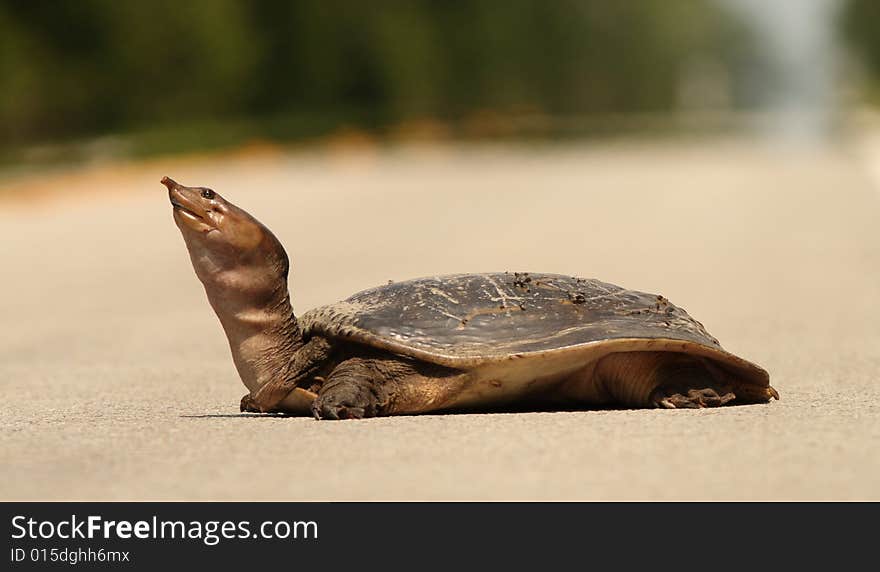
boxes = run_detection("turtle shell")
[299,273,769,386]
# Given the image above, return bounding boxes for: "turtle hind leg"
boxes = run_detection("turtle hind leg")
[649,357,736,409]
[651,386,736,409]
[595,352,735,409]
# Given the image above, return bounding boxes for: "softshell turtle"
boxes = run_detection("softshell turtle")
[163,176,777,419]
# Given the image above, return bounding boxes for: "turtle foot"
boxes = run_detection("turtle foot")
[650,387,736,409]
[240,393,262,413]
[311,382,380,420]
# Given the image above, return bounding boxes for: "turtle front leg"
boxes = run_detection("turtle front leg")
[240,393,262,412]
[311,357,389,420]
[311,355,468,420]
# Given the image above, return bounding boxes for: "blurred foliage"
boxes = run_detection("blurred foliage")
[842,0,880,101]
[0,0,763,156]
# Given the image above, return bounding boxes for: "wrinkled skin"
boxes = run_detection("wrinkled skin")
[164,176,446,418]
[164,176,324,413]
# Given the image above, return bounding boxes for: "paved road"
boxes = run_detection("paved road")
[2,138,878,500]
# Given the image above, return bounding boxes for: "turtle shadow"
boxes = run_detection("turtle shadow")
[180,413,294,419]
[179,405,633,420]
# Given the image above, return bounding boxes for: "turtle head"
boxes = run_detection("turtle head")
[163,176,307,405]
[162,176,289,299]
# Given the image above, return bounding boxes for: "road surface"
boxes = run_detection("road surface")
[1,138,878,500]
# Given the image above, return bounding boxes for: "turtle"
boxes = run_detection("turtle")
[162,176,777,419]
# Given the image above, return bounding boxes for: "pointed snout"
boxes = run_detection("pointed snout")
[161,176,178,191]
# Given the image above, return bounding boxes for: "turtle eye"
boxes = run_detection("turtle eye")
[201,189,216,200]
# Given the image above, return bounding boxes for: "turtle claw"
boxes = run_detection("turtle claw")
[651,387,736,409]
[312,401,367,420]
[240,393,262,413]
[311,385,378,420]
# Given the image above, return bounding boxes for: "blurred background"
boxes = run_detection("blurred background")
[2,1,880,501]
[1,0,879,167]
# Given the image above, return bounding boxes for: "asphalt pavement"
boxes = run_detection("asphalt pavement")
[2,137,878,500]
